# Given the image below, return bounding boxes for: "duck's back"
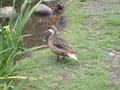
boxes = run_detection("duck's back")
[52,35,75,53]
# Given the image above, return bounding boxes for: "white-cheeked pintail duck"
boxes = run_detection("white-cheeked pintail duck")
[46,26,78,61]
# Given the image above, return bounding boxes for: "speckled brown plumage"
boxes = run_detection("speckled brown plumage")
[46,26,77,61]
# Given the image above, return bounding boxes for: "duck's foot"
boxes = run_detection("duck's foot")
[56,55,66,62]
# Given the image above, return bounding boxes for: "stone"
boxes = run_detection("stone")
[0,6,17,19]
[0,6,17,23]
[42,0,54,3]
[34,4,53,16]
[27,0,34,4]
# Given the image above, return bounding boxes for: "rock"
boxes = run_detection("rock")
[27,0,34,4]
[55,1,64,14]
[34,4,53,16]
[0,6,17,19]
[42,0,54,3]
[0,6,17,23]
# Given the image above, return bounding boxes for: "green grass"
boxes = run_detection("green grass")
[18,0,120,90]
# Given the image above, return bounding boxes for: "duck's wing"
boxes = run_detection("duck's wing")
[53,37,75,53]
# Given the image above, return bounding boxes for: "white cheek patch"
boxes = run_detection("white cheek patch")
[48,29,54,34]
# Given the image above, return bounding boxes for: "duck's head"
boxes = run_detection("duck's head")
[47,28,55,35]
[48,25,58,32]
[45,25,58,35]
[42,26,56,42]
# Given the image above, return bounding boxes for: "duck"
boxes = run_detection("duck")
[42,25,58,43]
[45,26,78,61]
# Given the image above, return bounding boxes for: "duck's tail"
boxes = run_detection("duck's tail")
[67,53,78,60]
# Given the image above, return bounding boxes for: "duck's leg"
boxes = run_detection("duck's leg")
[57,55,59,62]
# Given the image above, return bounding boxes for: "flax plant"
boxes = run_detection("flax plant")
[0,0,42,89]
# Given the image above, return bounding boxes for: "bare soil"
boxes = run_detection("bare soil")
[106,50,120,85]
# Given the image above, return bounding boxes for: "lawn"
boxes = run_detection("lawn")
[17,0,120,90]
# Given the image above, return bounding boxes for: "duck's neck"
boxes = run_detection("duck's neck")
[49,30,55,40]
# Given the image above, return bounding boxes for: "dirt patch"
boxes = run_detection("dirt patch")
[105,50,120,88]
[82,16,101,27]
[84,0,110,13]
[107,60,120,84]
[107,50,120,59]
[84,0,120,14]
